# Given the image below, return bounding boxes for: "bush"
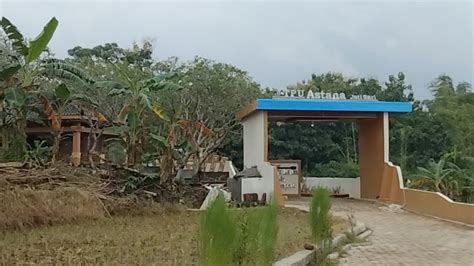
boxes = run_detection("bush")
[310,161,359,178]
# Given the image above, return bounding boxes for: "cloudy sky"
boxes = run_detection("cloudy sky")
[1,0,473,98]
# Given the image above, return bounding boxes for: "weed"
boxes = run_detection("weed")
[199,195,238,265]
[235,201,279,265]
[310,187,333,244]
[310,187,334,266]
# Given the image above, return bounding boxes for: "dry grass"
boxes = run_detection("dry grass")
[0,164,204,231]
[0,166,349,264]
[0,187,106,231]
[0,207,349,265]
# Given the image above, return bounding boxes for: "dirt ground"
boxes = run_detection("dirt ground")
[0,207,348,265]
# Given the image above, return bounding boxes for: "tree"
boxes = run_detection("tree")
[160,57,260,175]
[67,40,154,67]
[427,75,474,156]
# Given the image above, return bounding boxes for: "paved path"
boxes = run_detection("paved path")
[288,198,474,266]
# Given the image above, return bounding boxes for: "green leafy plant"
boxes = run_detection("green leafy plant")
[103,137,127,165]
[407,153,473,200]
[24,140,52,167]
[123,175,158,191]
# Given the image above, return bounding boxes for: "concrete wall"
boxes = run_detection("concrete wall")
[380,162,474,225]
[241,111,275,202]
[243,111,266,167]
[304,177,361,198]
[358,113,386,199]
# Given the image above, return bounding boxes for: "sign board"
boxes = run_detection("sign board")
[268,88,377,101]
[270,160,301,196]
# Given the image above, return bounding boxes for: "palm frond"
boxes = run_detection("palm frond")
[42,60,94,85]
[0,17,28,56]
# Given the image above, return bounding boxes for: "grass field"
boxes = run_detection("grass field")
[0,206,349,265]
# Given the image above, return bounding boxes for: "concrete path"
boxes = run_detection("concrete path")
[288,198,474,266]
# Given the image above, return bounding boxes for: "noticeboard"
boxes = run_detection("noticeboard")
[270,160,301,196]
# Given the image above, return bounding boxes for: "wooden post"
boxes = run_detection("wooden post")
[71,124,81,166]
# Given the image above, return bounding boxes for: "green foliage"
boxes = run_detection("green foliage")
[311,161,359,178]
[124,175,159,191]
[199,196,279,266]
[24,140,52,167]
[25,17,58,64]
[105,139,127,165]
[235,202,279,266]
[0,134,26,162]
[199,195,237,266]
[408,153,474,201]
[309,187,333,245]
[0,17,28,56]
[4,87,25,108]
[0,63,20,81]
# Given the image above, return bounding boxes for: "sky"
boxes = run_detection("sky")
[1,0,473,99]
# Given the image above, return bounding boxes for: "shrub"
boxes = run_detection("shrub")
[310,161,359,178]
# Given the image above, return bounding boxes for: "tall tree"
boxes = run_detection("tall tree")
[160,57,261,174]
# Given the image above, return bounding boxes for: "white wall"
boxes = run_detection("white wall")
[243,111,265,167]
[304,177,361,199]
[241,111,274,202]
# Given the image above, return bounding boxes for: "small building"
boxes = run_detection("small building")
[25,105,117,166]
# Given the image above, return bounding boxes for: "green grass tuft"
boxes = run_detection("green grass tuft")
[199,195,237,266]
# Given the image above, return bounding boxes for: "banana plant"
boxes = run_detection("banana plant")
[1,16,94,153]
[0,16,58,89]
[408,153,472,200]
[105,62,180,167]
[150,104,214,183]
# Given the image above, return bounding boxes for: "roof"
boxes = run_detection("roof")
[237,98,413,120]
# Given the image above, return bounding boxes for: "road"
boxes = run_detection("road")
[288,198,474,266]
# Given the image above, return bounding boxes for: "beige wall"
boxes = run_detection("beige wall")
[358,114,385,199]
[380,162,474,225]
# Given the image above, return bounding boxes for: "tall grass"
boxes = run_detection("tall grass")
[199,195,237,265]
[309,187,333,252]
[235,200,279,265]
[199,196,279,266]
